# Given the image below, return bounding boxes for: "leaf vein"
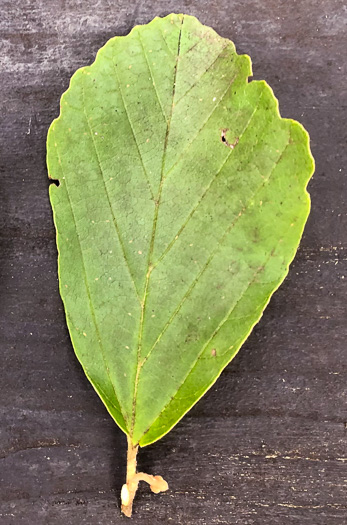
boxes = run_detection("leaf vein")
[111,61,155,200]
[157,27,175,57]
[162,69,240,179]
[53,139,129,430]
[154,87,265,267]
[81,76,142,303]
[143,137,291,362]
[174,41,231,106]
[130,14,185,438]
[138,31,169,124]
[140,227,290,441]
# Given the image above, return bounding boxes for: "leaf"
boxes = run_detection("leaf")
[47,13,314,514]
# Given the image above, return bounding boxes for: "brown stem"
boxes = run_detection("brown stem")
[121,435,169,517]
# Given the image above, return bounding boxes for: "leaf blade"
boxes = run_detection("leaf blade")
[47,13,314,446]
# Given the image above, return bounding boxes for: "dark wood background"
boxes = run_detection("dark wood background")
[1,1,346,523]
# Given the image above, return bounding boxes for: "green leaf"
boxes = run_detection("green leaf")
[47,13,314,450]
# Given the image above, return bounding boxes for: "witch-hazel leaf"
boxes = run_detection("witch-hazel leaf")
[47,13,314,516]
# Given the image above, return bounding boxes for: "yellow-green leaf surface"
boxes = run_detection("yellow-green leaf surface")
[47,14,314,447]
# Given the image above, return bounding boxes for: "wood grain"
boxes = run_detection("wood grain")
[1,1,346,523]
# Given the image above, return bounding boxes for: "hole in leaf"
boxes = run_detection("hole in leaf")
[48,176,60,187]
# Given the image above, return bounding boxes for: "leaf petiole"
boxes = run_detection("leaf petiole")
[121,436,169,517]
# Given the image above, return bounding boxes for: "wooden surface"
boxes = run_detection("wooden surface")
[1,1,346,523]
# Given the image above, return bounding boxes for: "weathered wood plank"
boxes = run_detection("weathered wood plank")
[1,1,346,523]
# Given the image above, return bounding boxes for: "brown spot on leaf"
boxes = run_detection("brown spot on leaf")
[221,128,239,149]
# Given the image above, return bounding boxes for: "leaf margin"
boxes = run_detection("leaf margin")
[46,13,315,447]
